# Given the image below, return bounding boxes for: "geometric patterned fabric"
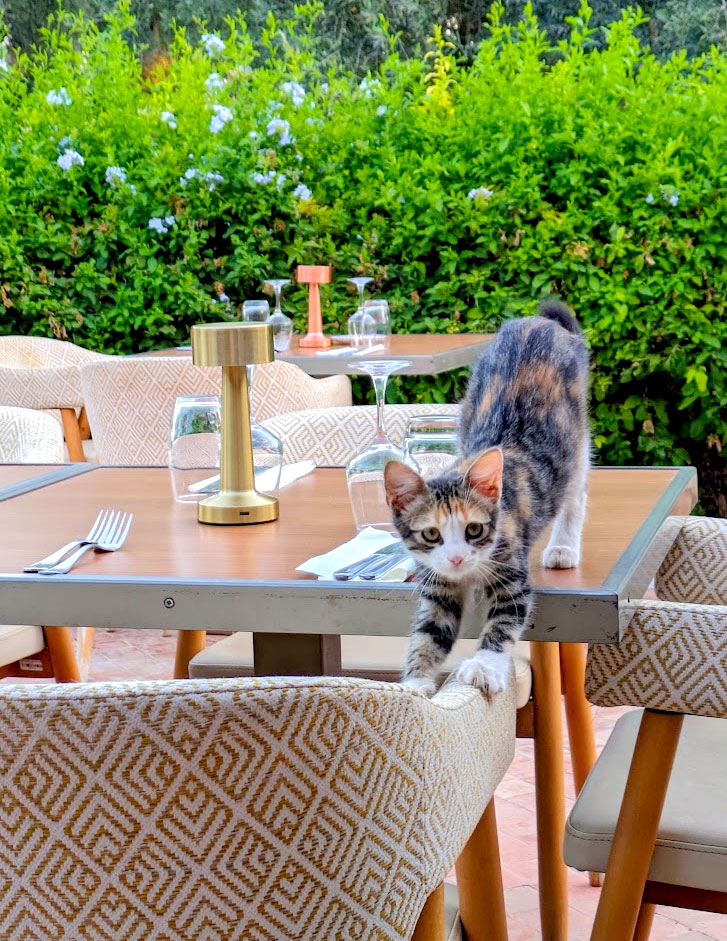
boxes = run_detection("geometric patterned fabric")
[0,336,110,410]
[262,404,460,468]
[80,358,352,466]
[586,516,727,718]
[0,674,516,941]
[0,406,65,463]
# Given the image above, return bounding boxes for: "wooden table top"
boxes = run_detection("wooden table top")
[0,465,694,590]
[0,465,52,489]
[139,333,493,377]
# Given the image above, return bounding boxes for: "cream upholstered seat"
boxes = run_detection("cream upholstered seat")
[80,357,352,465]
[0,336,109,460]
[0,674,516,940]
[0,406,79,680]
[564,516,727,937]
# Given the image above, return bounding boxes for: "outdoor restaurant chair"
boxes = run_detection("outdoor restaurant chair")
[0,674,516,941]
[0,335,109,461]
[189,403,600,939]
[564,515,727,940]
[0,405,85,683]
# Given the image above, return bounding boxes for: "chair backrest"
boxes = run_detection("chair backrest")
[0,406,64,462]
[0,675,515,941]
[0,337,109,410]
[81,357,353,465]
[262,403,460,466]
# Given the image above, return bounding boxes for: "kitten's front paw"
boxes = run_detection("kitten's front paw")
[456,650,511,696]
[402,676,437,698]
[542,545,579,569]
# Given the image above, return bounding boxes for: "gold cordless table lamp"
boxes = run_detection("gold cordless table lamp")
[191,321,279,525]
[297,264,332,348]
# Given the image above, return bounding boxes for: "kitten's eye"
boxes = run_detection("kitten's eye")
[421,526,441,543]
[465,522,484,540]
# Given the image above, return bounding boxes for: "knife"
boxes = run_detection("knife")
[332,542,404,580]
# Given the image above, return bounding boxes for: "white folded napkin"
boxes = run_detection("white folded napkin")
[188,460,315,495]
[314,343,386,357]
[297,527,415,582]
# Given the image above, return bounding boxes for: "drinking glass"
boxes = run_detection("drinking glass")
[242,299,270,323]
[246,364,284,492]
[347,307,377,348]
[403,415,459,479]
[346,359,412,530]
[363,298,391,348]
[347,276,374,309]
[168,395,221,502]
[264,278,293,352]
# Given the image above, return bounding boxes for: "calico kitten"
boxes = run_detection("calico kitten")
[384,299,590,696]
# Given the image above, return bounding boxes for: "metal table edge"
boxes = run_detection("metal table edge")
[0,462,98,502]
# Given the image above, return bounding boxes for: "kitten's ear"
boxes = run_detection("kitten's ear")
[384,461,426,513]
[465,447,503,502]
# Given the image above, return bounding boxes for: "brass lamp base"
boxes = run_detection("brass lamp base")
[198,489,279,525]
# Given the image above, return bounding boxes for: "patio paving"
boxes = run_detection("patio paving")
[7,628,727,939]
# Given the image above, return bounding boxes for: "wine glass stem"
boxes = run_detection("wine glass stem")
[372,374,388,440]
[274,287,282,316]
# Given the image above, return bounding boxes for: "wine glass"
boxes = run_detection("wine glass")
[363,298,391,348]
[346,359,412,530]
[264,278,293,352]
[403,415,459,479]
[245,363,284,492]
[168,395,221,502]
[348,276,374,310]
[242,299,270,323]
[347,307,377,348]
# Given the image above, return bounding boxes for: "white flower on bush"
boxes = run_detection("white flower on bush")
[359,77,381,99]
[467,186,494,201]
[293,183,311,201]
[161,111,177,130]
[105,166,127,186]
[266,117,293,146]
[251,170,275,185]
[645,193,655,204]
[148,215,176,234]
[57,149,84,171]
[658,185,680,207]
[209,104,233,134]
[201,33,225,56]
[282,81,306,107]
[47,87,72,106]
[249,130,260,140]
[57,135,73,151]
[205,171,224,191]
[0,57,8,73]
[205,72,225,92]
[276,173,287,191]
[376,105,387,116]
[179,167,199,187]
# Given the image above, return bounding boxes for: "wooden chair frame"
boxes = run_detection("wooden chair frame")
[0,625,83,683]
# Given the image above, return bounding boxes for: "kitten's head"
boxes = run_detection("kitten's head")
[384,447,503,582]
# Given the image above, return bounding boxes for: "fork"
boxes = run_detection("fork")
[23,510,113,572]
[34,511,133,575]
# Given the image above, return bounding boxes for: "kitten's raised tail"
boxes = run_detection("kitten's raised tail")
[538,298,581,334]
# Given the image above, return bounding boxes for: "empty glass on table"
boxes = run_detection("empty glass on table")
[242,299,270,323]
[264,279,293,352]
[403,415,459,479]
[346,359,411,530]
[364,298,391,348]
[168,395,222,502]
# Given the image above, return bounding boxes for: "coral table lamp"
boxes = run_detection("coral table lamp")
[297,265,332,348]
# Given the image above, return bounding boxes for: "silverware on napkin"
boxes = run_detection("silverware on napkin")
[333,542,408,580]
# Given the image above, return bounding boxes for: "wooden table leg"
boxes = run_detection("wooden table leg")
[412,884,444,941]
[174,630,207,679]
[531,640,568,941]
[456,799,508,941]
[591,710,683,941]
[253,633,342,676]
[560,641,601,886]
[43,626,81,682]
[60,408,85,462]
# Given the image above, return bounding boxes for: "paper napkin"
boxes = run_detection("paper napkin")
[296,527,415,581]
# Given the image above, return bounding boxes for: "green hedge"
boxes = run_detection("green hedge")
[1,3,727,508]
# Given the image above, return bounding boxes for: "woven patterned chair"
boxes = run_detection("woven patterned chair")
[0,674,516,941]
[564,515,727,940]
[80,357,352,465]
[0,406,83,683]
[0,336,109,461]
[190,404,599,939]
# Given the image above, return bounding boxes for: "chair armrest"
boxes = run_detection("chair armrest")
[656,516,727,605]
[586,598,727,717]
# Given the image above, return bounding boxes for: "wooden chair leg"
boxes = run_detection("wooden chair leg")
[78,406,91,440]
[43,626,81,682]
[591,710,683,941]
[560,641,601,886]
[75,626,95,681]
[412,883,444,941]
[531,640,568,941]
[60,408,85,462]
[633,902,656,941]
[455,799,508,941]
[174,630,207,679]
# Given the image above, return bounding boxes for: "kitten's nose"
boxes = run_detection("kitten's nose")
[449,555,464,567]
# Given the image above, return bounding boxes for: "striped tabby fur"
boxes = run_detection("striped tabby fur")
[384,300,590,695]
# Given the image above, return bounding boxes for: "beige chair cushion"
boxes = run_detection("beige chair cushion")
[564,709,727,891]
[0,406,65,463]
[189,633,532,708]
[0,336,109,409]
[0,625,45,668]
